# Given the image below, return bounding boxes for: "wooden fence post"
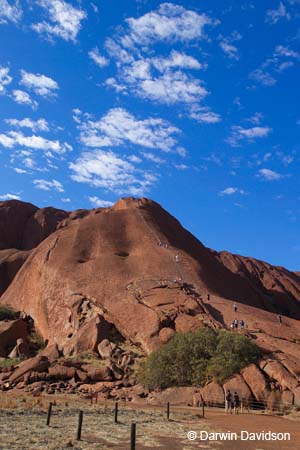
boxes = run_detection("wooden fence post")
[46,402,53,426]
[76,410,83,441]
[130,422,136,450]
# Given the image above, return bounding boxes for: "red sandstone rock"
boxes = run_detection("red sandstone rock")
[9,355,50,384]
[223,374,253,403]
[241,364,269,401]
[159,327,175,344]
[148,387,198,406]
[200,382,224,406]
[0,319,28,357]
[81,364,112,381]
[2,198,300,399]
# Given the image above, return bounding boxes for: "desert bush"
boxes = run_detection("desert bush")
[0,305,19,321]
[29,330,46,350]
[138,328,259,389]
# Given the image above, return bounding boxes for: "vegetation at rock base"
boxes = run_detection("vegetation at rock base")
[138,328,260,389]
[0,357,21,369]
[0,305,19,321]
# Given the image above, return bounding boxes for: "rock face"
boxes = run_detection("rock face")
[1,197,300,405]
[0,319,28,357]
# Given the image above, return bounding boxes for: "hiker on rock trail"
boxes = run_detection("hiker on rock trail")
[233,303,237,313]
[175,254,179,263]
[234,319,238,330]
[278,314,282,325]
[240,319,245,331]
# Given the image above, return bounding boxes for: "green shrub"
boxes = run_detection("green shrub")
[0,305,19,321]
[138,328,260,390]
[29,330,46,350]
[0,357,21,368]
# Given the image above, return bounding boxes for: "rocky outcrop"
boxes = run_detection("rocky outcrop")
[1,197,300,405]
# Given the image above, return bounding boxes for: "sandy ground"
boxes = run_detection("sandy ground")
[0,394,299,450]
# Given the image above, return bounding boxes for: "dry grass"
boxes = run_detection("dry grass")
[0,394,211,450]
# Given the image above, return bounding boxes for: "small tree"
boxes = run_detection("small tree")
[138,327,259,389]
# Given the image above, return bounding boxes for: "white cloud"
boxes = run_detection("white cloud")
[190,109,221,123]
[219,187,245,196]
[141,152,166,164]
[61,197,71,202]
[175,164,188,170]
[20,70,59,97]
[14,167,28,174]
[0,0,22,24]
[0,193,21,200]
[77,107,180,152]
[0,66,12,93]
[32,0,86,42]
[5,118,49,132]
[138,70,208,105]
[266,2,290,24]
[250,69,277,86]
[257,168,283,181]
[33,178,64,192]
[126,3,212,45]
[11,89,38,109]
[88,196,113,207]
[70,149,157,195]
[228,125,272,146]
[219,41,239,60]
[0,130,72,153]
[89,47,109,67]
[151,50,202,71]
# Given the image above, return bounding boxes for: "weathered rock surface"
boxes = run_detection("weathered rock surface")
[200,382,224,406]
[1,197,300,405]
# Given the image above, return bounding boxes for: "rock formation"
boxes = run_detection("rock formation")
[1,197,300,408]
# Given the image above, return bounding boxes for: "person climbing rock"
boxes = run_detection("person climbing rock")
[233,303,237,313]
[278,314,282,325]
[240,319,245,331]
[175,254,179,263]
[207,293,210,301]
[234,319,238,330]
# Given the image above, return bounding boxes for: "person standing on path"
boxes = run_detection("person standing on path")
[225,390,232,413]
[234,392,240,414]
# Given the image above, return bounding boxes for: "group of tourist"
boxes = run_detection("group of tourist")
[225,390,240,414]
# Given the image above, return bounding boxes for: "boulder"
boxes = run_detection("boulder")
[260,360,298,391]
[81,364,112,381]
[0,319,28,357]
[192,392,203,407]
[48,365,76,380]
[282,389,294,406]
[200,382,224,406]
[175,314,203,333]
[148,387,198,406]
[97,339,116,359]
[223,374,253,403]
[241,364,269,401]
[8,338,30,359]
[159,327,175,344]
[40,343,60,362]
[9,355,50,384]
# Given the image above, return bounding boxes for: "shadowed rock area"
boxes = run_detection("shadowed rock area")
[1,197,300,408]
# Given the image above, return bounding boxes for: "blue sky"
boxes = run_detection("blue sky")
[0,0,300,270]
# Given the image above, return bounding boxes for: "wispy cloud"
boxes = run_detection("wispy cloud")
[0,193,21,200]
[33,178,64,192]
[20,70,59,97]
[0,66,12,93]
[126,3,213,45]
[11,90,38,109]
[5,118,49,132]
[0,0,22,24]
[219,187,245,196]
[227,125,272,146]
[0,130,71,153]
[76,107,181,152]
[257,168,284,180]
[88,196,113,207]
[32,0,86,42]
[70,150,157,196]
[89,47,109,67]
[266,2,291,24]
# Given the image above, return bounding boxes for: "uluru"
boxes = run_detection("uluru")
[1,197,300,408]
